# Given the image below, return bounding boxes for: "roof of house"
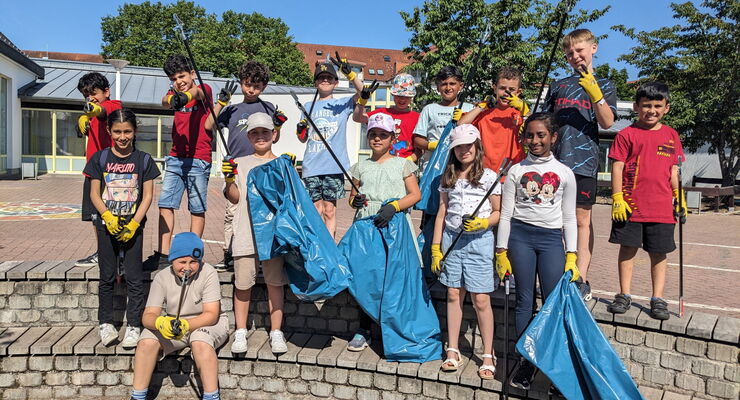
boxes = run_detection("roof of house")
[23,50,104,64]
[18,59,337,108]
[0,33,44,78]
[296,43,412,81]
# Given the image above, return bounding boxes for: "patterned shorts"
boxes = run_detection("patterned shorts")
[303,174,345,202]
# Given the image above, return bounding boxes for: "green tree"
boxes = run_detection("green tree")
[400,0,609,107]
[100,1,312,85]
[613,1,739,186]
[594,63,635,101]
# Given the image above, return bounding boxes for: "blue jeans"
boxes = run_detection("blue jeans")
[439,229,495,293]
[158,156,211,213]
[508,219,565,336]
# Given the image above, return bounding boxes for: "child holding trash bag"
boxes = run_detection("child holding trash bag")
[495,113,578,390]
[131,232,229,400]
[221,112,291,355]
[83,108,160,348]
[345,112,421,351]
[430,124,501,380]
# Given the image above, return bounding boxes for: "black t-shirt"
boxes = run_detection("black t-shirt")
[83,148,161,222]
[218,99,276,158]
[544,74,617,177]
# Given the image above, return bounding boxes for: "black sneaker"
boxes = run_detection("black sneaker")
[143,251,169,271]
[650,297,670,320]
[607,293,632,314]
[510,359,536,390]
[214,251,234,272]
[576,279,592,301]
[75,252,98,267]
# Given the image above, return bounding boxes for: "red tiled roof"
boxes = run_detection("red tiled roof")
[23,50,104,63]
[296,43,412,81]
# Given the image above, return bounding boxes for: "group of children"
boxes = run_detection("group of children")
[74,27,686,398]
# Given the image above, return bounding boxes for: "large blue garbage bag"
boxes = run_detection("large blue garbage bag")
[247,155,351,302]
[516,272,644,400]
[415,120,454,214]
[339,211,443,362]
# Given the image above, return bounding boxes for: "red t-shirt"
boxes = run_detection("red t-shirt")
[169,84,213,162]
[609,124,684,223]
[367,107,419,158]
[472,106,525,172]
[86,99,122,162]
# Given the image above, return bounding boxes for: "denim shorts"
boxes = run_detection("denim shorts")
[302,174,345,202]
[158,156,211,213]
[439,228,495,293]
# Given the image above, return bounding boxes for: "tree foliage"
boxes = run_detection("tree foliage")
[594,63,635,101]
[100,1,312,85]
[400,0,609,107]
[614,0,740,185]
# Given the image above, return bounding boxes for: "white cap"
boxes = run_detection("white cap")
[449,124,481,148]
[246,112,274,132]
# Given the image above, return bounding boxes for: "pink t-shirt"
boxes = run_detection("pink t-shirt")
[609,124,684,223]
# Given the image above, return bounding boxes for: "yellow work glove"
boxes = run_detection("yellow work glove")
[611,192,632,222]
[405,155,416,162]
[221,158,238,183]
[282,152,297,166]
[578,67,604,104]
[462,214,489,232]
[476,95,494,109]
[155,316,176,339]
[330,51,357,81]
[101,210,122,235]
[167,90,192,110]
[76,115,91,137]
[217,80,238,107]
[172,318,190,340]
[673,189,687,219]
[431,244,443,275]
[116,219,140,243]
[83,101,104,118]
[564,252,580,282]
[427,141,439,151]
[357,80,379,106]
[505,92,530,116]
[495,251,512,282]
[349,193,367,209]
[451,108,464,121]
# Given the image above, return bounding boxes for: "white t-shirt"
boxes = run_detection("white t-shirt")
[413,102,475,142]
[439,168,500,231]
[497,153,577,251]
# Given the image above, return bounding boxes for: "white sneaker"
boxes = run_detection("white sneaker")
[99,323,118,346]
[231,328,248,353]
[121,326,141,348]
[270,330,288,354]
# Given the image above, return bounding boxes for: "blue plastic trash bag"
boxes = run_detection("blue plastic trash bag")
[516,272,644,400]
[247,155,351,302]
[339,211,443,363]
[415,120,454,214]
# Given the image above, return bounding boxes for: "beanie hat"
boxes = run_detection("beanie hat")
[168,232,204,262]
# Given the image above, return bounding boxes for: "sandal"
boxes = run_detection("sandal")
[478,353,497,380]
[440,348,463,372]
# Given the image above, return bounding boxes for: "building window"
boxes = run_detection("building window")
[377,69,384,76]
[316,50,323,55]
[55,111,86,157]
[22,109,53,155]
[368,69,375,75]
[375,88,388,104]
[383,55,391,62]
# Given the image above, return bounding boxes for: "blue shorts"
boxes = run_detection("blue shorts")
[158,156,211,213]
[439,228,495,293]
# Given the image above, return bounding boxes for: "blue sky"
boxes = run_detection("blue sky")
[1,0,691,80]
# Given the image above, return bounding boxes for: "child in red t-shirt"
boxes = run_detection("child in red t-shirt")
[145,54,213,269]
[352,73,421,161]
[457,66,527,173]
[75,72,122,268]
[607,82,686,321]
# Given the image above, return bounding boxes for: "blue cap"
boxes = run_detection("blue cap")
[168,232,204,262]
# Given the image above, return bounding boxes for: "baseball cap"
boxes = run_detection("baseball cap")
[314,61,339,80]
[246,112,274,132]
[168,232,204,262]
[367,113,395,133]
[390,73,416,97]
[449,124,481,148]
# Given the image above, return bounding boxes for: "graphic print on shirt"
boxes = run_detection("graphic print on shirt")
[519,171,561,205]
[622,155,640,211]
[103,166,139,216]
[388,117,410,156]
[306,109,340,154]
[657,139,677,158]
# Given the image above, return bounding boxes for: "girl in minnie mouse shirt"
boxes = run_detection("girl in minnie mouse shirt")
[494,113,579,390]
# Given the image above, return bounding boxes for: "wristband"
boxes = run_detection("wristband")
[596,97,606,105]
